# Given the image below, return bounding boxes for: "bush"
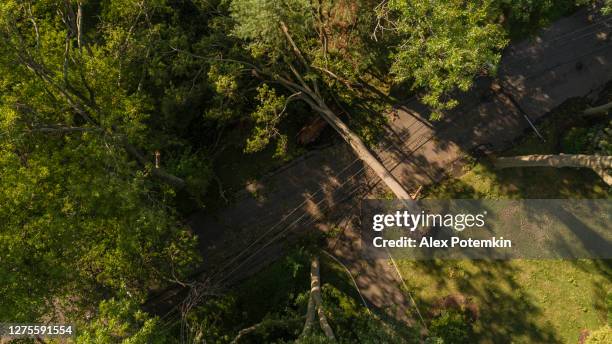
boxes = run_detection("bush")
[562,122,612,155]
[562,127,591,153]
[428,310,473,344]
[591,121,612,155]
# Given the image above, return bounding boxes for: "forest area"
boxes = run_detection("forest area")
[0,0,611,343]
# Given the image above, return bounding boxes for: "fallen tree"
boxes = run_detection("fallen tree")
[583,101,612,116]
[222,0,507,199]
[301,256,336,341]
[246,20,412,200]
[494,154,612,185]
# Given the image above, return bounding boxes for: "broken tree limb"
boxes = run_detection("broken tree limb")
[309,256,336,341]
[172,41,412,200]
[29,126,102,133]
[231,317,304,344]
[273,23,410,200]
[411,185,423,200]
[231,323,264,344]
[319,104,412,200]
[294,92,412,200]
[76,2,83,50]
[494,154,612,185]
[312,65,361,90]
[171,48,412,200]
[583,101,612,116]
[279,21,310,71]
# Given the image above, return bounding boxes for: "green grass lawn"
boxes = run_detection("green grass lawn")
[397,258,610,343]
[398,161,610,343]
[396,98,611,343]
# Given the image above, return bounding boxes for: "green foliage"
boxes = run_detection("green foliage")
[498,0,577,38]
[230,0,312,58]
[605,0,612,14]
[1,0,604,340]
[186,296,305,343]
[427,310,473,344]
[245,84,289,158]
[229,0,525,148]
[590,120,612,155]
[185,295,241,343]
[77,298,168,344]
[576,0,612,15]
[562,127,591,153]
[0,0,201,328]
[167,149,213,197]
[181,250,418,343]
[321,284,413,343]
[384,0,507,119]
[562,121,612,155]
[0,130,200,321]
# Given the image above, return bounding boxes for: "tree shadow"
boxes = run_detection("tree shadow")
[400,259,562,343]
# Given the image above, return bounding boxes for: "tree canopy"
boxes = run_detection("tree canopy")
[380,0,507,117]
[0,0,201,337]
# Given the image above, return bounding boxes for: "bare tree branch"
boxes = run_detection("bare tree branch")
[584,100,612,116]
[76,2,83,50]
[494,154,612,185]
[30,126,102,133]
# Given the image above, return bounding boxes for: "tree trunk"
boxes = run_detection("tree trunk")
[494,154,612,185]
[301,291,316,336]
[272,23,412,200]
[308,256,336,341]
[316,103,412,199]
[583,101,612,116]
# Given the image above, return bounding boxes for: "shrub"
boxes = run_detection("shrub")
[428,310,473,344]
[562,127,591,153]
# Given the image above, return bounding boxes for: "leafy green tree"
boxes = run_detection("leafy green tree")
[0,0,200,329]
[377,0,507,118]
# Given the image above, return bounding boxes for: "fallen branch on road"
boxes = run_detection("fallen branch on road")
[494,154,612,185]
